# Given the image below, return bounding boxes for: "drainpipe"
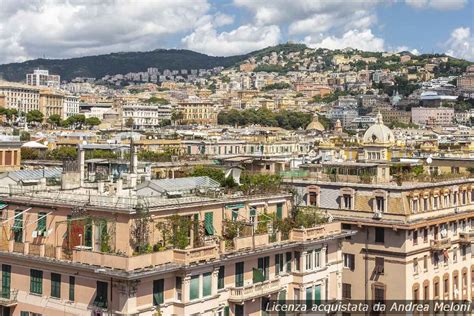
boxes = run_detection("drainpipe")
[365,226,369,315]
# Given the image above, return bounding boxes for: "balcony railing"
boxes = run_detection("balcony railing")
[430,238,451,251]
[289,222,341,242]
[228,278,280,303]
[459,231,474,244]
[0,289,18,306]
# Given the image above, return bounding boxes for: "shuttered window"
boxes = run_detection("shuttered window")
[94,281,108,308]
[69,276,75,301]
[190,275,200,300]
[202,272,212,297]
[2,265,11,299]
[51,273,61,298]
[30,269,43,295]
[153,279,164,306]
[276,203,283,219]
[204,212,214,235]
[314,285,321,303]
[286,252,292,272]
[235,262,244,287]
[37,212,47,233]
[217,266,225,289]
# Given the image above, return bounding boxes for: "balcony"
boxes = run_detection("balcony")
[0,290,18,307]
[228,278,280,303]
[459,231,474,244]
[430,238,451,251]
[289,222,341,242]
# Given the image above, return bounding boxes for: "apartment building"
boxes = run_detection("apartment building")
[26,70,60,89]
[412,107,454,127]
[63,95,80,119]
[0,136,21,172]
[0,183,352,315]
[177,100,218,125]
[39,89,65,120]
[0,82,40,113]
[122,103,172,129]
[288,163,474,302]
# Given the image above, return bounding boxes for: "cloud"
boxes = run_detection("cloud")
[304,29,385,52]
[405,0,467,10]
[445,27,474,61]
[182,23,281,56]
[0,0,210,63]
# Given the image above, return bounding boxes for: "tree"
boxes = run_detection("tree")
[26,110,44,124]
[85,117,101,127]
[20,131,30,141]
[145,97,169,105]
[63,114,86,129]
[171,111,184,124]
[125,117,134,128]
[47,114,62,127]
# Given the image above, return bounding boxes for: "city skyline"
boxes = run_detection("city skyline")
[0,0,473,65]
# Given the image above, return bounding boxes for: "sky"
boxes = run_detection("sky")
[0,0,473,64]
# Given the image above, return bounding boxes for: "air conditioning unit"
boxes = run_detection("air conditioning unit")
[373,211,383,219]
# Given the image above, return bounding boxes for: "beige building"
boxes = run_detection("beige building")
[0,82,40,113]
[412,107,454,127]
[0,136,21,172]
[178,100,218,125]
[39,89,65,120]
[0,183,352,315]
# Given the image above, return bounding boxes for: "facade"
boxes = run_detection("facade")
[26,70,60,89]
[289,170,474,302]
[0,136,21,172]
[63,95,80,119]
[412,107,454,127]
[0,82,40,113]
[0,187,351,315]
[328,107,358,128]
[39,90,65,120]
[122,104,172,129]
[178,100,219,125]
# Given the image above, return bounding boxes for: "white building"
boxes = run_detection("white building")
[0,81,40,112]
[63,95,80,119]
[26,69,60,88]
[122,103,172,129]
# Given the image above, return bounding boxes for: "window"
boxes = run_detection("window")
[342,283,351,299]
[257,256,270,281]
[444,277,449,295]
[423,198,429,211]
[94,281,108,308]
[434,280,439,297]
[176,277,182,301]
[433,196,438,209]
[305,251,313,271]
[30,269,43,295]
[413,287,419,302]
[423,255,428,271]
[343,254,355,270]
[276,203,283,219]
[285,252,292,273]
[412,199,418,213]
[190,275,200,300]
[217,266,224,290]
[2,265,11,299]
[413,258,418,274]
[235,262,244,287]
[423,229,428,243]
[69,276,75,301]
[375,227,385,243]
[315,250,321,269]
[13,210,23,242]
[294,252,300,271]
[37,212,47,234]
[275,254,284,275]
[249,207,256,224]
[375,197,385,212]
[202,272,212,297]
[374,286,385,303]
[235,304,244,316]
[204,212,214,236]
[153,279,164,306]
[462,245,467,258]
[375,257,384,274]
[51,273,61,298]
[453,222,458,234]
[309,192,318,206]
[453,248,457,263]
[413,230,418,245]
[343,194,352,209]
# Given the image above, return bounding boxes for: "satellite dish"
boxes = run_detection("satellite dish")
[426,156,433,164]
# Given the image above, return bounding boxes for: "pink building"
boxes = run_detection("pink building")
[411,107,454,127]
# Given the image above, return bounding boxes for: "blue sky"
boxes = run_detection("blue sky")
[0,0,472,64]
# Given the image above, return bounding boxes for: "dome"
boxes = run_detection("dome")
[362,112,394,145]
[306,116,325,132]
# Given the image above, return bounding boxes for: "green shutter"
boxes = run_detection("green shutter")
[202,272,212,297]
[275,254,280,275]
[190,275,200,300]
[69,276,75,301]
[20,312,29,316]
[30,269,43,295]
[13,210,23,242]
[153,279,164,306]
[217,266,225,289]
[204,212,214,235]
[51,273,61,298]
[249,207,256,217]
[276,203,283,219]
[2,265,11,299]
[235,262,244,287]
[37,212,47,233]
[232,209,238,221]
[224,306,230,316]
[252,268,265,283]
[314,285,321,304]
[306,287,313,306]
[264,256,269,280]
[286,252,292,272]
[84,223,93,247]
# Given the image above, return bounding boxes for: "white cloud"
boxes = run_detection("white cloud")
[182,23,281,56]
[445,27,474,61]
[0,0,210,63]
[405,0,467,10]
[304,29,385,52]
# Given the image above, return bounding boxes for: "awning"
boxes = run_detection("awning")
[268,199,286,204]
[0,202,7,210]
[249,202,266,206]
[226,203,245,209]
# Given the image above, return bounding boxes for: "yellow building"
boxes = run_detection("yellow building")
[178,100,218,125]
[39,89,65,120]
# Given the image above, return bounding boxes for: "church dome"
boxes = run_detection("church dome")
[362,112,394,145]
[306,116,325,132]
